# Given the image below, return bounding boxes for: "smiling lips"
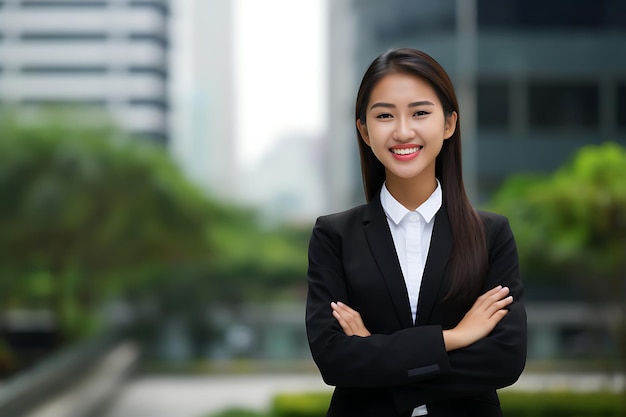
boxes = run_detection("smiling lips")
[390,145,423,160]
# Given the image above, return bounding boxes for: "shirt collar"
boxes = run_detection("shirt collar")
[380,179,442,225]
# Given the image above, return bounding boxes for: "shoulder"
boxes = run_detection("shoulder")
[476,209,510,229]
[476,209,516,247]
[315,204,368,230]
[308,204,369,251]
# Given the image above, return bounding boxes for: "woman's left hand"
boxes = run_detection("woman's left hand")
[331,301,371,337]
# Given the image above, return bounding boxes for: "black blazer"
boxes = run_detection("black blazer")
[305,192,527,417]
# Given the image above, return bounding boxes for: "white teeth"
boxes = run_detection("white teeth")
[391,146,421,155]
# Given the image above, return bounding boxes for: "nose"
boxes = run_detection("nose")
[393,116,416,141]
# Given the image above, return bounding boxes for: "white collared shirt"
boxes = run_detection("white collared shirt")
[380,180,442,324]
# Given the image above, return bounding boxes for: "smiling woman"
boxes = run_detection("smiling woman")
[305,48,527,417]
[234,0,327,168]
[356,73,456,205]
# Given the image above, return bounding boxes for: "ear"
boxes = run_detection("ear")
[443,111,457,140]
[357,119,371,146]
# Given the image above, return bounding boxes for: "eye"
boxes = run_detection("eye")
[414,110,430,117]
[376,113,393,119]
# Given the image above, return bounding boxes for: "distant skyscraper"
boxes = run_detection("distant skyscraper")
[324,0,360,212]
[168,0,236,200]
[0,0,170,143]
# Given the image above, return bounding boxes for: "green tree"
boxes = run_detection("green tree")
[0,107,311,366]
[487,141,626,371]
[0,108,216,340]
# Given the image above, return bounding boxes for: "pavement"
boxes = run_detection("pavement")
[100,373,332,417]
[99,371,625,417]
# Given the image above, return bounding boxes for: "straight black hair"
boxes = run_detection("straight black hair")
[355,48,488,306]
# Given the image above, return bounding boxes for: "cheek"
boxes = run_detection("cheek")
[367,124,391,143]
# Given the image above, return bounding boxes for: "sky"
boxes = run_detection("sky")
[233,0,327,168]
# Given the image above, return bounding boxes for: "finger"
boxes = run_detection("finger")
[471,286,504,310]
[485,296,513,319]
[332,307,354,335]
[476,286,510,311]
[335,301,357,316]
[478,285,503,301]
[332,304,355,326]
[332,302,362,331]
[336,302,363,325]
[487,308,509,326]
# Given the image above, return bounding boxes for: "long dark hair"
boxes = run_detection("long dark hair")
[355,48,488,305]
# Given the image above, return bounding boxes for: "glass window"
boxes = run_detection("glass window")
[129,66,168,79]
[477,80,509,128]
[21,99,107,107]
[528,82,599,129]
[618,84,626,129]
[21,66,108,74]
[21,32,108,42]
[478,0,626,29]
[21,1,106,8]
[128,33,167,48]
[128,98,168,111]
[129,1,169,15]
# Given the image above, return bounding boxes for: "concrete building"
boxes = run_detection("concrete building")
[0,0,170,143]
[168,0,237,200]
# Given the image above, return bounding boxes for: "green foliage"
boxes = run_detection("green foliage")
[205,408,268,417]
[486,141,626,376]
[271,392,332,417]
[498,390,626,417]
[486,141,626,300]
[209,213,311,303]
[0,109,206,339]
[0,107,310,345]
[205,391,626,417]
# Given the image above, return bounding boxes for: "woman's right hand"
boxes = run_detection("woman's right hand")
[443,285,513,351]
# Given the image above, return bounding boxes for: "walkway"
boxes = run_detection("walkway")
[101,373,330,417]
[100,371,624,417]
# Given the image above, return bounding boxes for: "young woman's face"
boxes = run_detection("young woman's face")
[357,72,457,186]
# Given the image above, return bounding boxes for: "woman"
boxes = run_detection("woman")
[305,48,527,417]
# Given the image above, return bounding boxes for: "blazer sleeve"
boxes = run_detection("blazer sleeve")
[391,213,527,411]
[305,213,452,388]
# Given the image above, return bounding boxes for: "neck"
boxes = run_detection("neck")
[386,175,437,211]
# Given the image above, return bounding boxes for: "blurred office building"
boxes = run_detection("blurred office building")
[0,0,170,143]
[326,0,626,208]
[240,133,326,225]
[168,0,237,200]
[324,0,626,361]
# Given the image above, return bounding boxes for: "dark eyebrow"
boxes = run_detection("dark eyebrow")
[369,100,435,110]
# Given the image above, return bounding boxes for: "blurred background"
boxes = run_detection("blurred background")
[0,0,624,416]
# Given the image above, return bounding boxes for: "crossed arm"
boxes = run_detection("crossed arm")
[331,285,513,351]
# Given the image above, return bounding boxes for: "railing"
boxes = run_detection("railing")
[0,332,140,417]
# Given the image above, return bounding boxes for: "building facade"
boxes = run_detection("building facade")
[0,0,170,143]
[323,0,626,363]
[326,0,626,206]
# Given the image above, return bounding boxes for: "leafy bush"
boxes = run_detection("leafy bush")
[271,392,331,417]
[206,390,626,417]
[498,391,625,417]
[207,408,268,417]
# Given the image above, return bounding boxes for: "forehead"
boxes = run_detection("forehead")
[369,72,440,104]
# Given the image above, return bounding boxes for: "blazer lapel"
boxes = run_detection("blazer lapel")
[363,195,413,328]
[415,206,452,325]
